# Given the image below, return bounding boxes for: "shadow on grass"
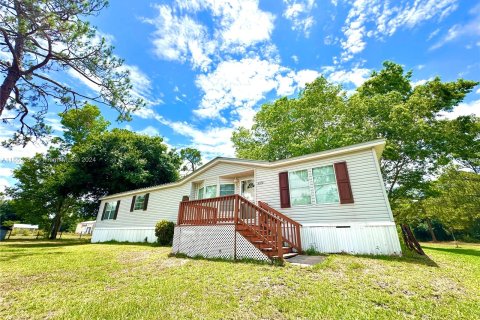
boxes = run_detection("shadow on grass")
[353,253,439,267]
[98,240,167,247]
[169,252,279,266]
[0,251,66,262]
[1,238,91,249]
[422,246,480,258]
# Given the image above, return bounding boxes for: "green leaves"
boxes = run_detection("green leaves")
[0,0,142,145]
[232,61,479,226]
[7,104,181,237]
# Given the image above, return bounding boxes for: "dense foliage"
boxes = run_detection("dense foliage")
[155,220,175,245]
[232,61,480,240]
[6,105,181,239]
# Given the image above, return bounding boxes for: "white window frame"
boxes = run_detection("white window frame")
[288,169,312,206]
[104,202,117,220]
[312,165,340,204]
[204,185,217,199]
[133,195,146,210]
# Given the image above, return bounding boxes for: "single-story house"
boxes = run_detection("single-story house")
[92,139,402,261]
[75,221,96,234]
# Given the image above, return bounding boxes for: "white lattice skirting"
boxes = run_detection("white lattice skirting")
[172,225,270,261]
[92,228,156,243]
[301,223,402,255]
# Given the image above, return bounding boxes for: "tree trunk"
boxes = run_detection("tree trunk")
[450,228,459,248]
[0,0,26,115]
[401,224,425,255]
[0,70,21,114]
[426,219,437,242]
[49,213,62,240]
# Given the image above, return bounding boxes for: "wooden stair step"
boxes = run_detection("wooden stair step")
[272,252,298,259]
[260,247,292,254]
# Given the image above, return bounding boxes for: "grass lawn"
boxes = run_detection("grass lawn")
[0,240,478,319]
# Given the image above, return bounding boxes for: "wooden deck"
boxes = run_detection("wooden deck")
[177,195,302,261]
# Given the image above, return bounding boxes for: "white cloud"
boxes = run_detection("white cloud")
[323,66,371,87]
[45,116,64,133]
[427,28,440,41]
[283,0,316,37]
[145,0,275,70]
[0,178,10,194]
[430,6,480,50]
[0,168,13,178]
[68,60,157,107]
[476,88,480,95]
[152,113,236,159]
[0,130,52,190]
[193,57,319,125]
[291,55,299,63]
[339,0,458,62]
[411,77,435,88]
[145,5,214,71]
[140,0,322,159]
[439,99,480,119]
[194,58,282,121]
[137,126,160,136]
[212,0,275,49]
[120,65,156,104]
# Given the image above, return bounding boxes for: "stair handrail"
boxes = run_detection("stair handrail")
[258,201,302,253]
[177,194,285,260]
[235,195,284,261]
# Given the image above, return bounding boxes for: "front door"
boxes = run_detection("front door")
[241,179,255,202]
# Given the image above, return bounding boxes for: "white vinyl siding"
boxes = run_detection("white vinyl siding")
[255,149,393,224]
[93,150,394,244]
[288,170,311,206]
[312,165,339,204]
[133,195,145,210]
[95,162,255,230]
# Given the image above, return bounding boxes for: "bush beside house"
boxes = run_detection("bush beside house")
[155,220,175,245]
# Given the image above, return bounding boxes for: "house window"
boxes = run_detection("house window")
[204,185,217,198]
[133,195,145,210]
[198,187,204,200]
[104,202,118,220]
[220,183,235,196]
[312,165,339,204]
[288,169,311,205]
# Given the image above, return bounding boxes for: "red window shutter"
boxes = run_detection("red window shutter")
[130,196,136,212]
[113,200,121,219]
[334,162,354,204]
[279,172,291,208]
[143,193,149,211]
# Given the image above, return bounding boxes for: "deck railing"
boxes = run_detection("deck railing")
[258,201,302,253]
[177,194,284,260]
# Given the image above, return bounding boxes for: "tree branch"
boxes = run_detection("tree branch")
[21,33,52,75]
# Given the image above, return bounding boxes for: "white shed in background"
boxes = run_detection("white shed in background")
[75,221,96,234]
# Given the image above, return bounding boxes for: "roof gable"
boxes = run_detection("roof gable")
[100,139,386,200]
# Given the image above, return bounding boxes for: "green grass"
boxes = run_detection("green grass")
[0,240,478,319]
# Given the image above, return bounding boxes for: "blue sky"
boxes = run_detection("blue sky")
[1,0,480,191]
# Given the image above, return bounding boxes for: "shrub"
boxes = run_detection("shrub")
[155,220,175,245]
